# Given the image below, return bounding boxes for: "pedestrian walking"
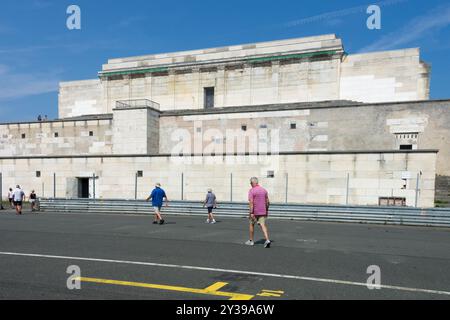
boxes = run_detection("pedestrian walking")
[13,185,25,215]
[245,177,271,248]
[146,182,168,225]
[8,188,14,209]
[29,190,37,212]
[203,188,217,224]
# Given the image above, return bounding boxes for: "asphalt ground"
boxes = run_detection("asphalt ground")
[0,206,449,300]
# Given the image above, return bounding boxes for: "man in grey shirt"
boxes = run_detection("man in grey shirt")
[203,188,217,224]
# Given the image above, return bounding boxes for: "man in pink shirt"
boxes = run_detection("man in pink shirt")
[246,177,271,248]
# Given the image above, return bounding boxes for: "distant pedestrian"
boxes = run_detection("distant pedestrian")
[245,177,271,248]
[44,115,48,121]
[13,185,25,215]
[146,182,168,225]
[203,188,217,224]
[29,190,37,212]
[37,115,42,121]
[8,188,14,209]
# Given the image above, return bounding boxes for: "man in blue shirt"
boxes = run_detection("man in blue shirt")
[146,182,169,225]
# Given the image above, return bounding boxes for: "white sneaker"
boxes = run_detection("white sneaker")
[211,220,216,224]
[205,219,210,223]
[245,240,254,246]
[264,240,271,248]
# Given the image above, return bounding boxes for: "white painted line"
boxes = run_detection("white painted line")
[0,251,449,296]
[296,239,318,243]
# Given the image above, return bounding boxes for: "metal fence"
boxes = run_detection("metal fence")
[39,198,450,228]
[115,99,160,110]
[26,170,426,207]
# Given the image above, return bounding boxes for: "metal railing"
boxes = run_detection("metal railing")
[38,198,450,228]
[115,99,160,110]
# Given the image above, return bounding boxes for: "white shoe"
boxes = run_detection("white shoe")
[205,219,210,223]
[211,220,216,224]
[245,240,254,246]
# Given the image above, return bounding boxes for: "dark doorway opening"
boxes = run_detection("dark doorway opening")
[399,144,413,150]
[204,87,214,109]
[78,178,89,198]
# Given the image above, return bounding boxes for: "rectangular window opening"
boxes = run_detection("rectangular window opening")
[204,87,215,109]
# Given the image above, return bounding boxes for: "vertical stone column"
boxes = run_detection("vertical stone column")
[193,67,201,109]
[271,61,280,104]
[168,70,176,109]
[216,66,226,108]
[244,63,253,106]
[145,73,153,101]
[99,76,109,114]
[123,75,131,101]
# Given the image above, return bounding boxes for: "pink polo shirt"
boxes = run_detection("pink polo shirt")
[248,185,268,216]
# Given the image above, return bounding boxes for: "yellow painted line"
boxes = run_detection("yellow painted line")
[76,277,254,300]
[204,281,228,292]
[257,289,284,297]
[260,290,284,294]
[257,293,282,297]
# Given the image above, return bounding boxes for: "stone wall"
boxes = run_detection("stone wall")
[58,79,104,119]
[112,106,160,155]
[99,57,343,113]
[0,119,113,156]
[58,35,430,117]
[340,49,430,102]
[159,100,450,178]
[0,151,437,207]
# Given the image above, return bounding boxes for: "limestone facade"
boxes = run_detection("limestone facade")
[58,34,430,118]
[0,152,437,207]
[0,34,446,207]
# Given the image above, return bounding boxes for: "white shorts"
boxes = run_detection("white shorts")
[153,206,162,213]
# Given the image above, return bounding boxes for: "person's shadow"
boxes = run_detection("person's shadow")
[254,239,275,244]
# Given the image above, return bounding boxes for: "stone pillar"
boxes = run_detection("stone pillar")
[168,70,176,109]
[100,76,110,114]
[193,67,201,109]
[216,66,226,108]
[244,63,253,106]
[271,61,280,104]
[112,103,161,155]
[145,73,152,101]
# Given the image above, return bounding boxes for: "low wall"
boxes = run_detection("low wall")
[0,150,437,207]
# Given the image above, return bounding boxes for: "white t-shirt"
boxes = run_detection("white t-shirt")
[8,191,13,199]
[13,188,25,202]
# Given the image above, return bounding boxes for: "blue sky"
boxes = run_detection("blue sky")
[0,0,449,122]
